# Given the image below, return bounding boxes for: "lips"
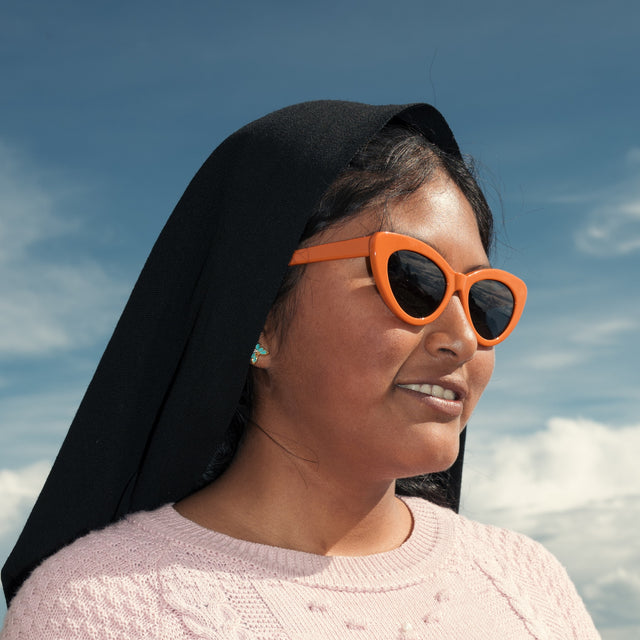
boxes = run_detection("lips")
[395,379,467,419]
[396,377,467,402]
[396,383,456,400]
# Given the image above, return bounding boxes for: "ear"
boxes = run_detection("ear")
[249,331,272,369]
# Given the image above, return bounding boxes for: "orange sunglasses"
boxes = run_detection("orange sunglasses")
[290,232,527,346]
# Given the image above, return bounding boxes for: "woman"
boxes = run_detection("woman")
[1,101,599,638]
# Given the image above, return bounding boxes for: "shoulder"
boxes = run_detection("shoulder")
[405,496,548,559]
[417,501,568,586]
[1,505,188,639]
[453,507,553,563]
[452,508,578,596]
[407,497,560,578]
[405,498,600,638]
[451,503,601,637]
[24,503,170,583]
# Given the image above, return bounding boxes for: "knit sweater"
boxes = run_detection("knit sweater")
[1,497,599,639]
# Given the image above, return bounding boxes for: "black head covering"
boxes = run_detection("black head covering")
[2,100,466,604]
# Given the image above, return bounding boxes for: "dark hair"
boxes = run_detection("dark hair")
[204,120,494,506]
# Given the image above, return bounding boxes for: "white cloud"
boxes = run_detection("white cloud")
[462,418,640,637]
[576,208,640,256]
[572,317,637,347]
[0,462,50,622]
[0,261,124,356]
[572,162,640,256]
[526,349,584,371]
[513,303,639,374]
[0,142,75,262]
[464,417,640,513]
[0,140,127,357]
[0,462,49,539]
[0,389,81,464]
[546,149,640,257]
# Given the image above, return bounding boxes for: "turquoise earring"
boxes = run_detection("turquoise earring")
[250,343,269,365]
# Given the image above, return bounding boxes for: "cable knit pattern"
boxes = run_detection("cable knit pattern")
[0,498,600,639]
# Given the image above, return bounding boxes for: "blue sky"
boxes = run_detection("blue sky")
[1,1,639,636]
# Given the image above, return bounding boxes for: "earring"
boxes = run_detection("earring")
[250,342,269,365]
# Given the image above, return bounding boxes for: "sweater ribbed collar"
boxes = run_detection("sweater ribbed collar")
[129,496,456,590]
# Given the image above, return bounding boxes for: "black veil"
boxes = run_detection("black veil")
[2,100,466,603]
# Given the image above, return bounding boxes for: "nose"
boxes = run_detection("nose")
[422,294,478,364]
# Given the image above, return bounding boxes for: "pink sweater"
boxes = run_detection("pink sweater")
[1,497,599,639]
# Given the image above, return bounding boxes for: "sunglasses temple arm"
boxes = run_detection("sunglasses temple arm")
[289,236,372,266]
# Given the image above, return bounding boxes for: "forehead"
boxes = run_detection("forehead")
[321,176,488,270]
[388,177,480,236]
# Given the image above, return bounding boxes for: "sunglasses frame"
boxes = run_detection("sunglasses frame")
[290,231,527,346]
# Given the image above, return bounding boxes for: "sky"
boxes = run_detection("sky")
[1,0,639,636]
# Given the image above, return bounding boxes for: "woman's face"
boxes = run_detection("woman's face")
[255,172,495,485]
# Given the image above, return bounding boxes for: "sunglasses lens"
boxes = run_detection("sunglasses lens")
[387,251,446,318]
[469,280,515,340]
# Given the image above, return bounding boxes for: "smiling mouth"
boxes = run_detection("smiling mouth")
[397,383,458,401]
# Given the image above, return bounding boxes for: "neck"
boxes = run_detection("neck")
[175,426,413,556]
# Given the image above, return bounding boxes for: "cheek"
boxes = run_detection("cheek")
[298,307,390,384]
[464,349,495,418]
[279,279,407,401]
[479,349,496,386]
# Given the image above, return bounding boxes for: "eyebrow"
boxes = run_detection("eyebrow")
[465,262,493,273]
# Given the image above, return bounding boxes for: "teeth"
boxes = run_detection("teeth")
[398,383,457,400]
